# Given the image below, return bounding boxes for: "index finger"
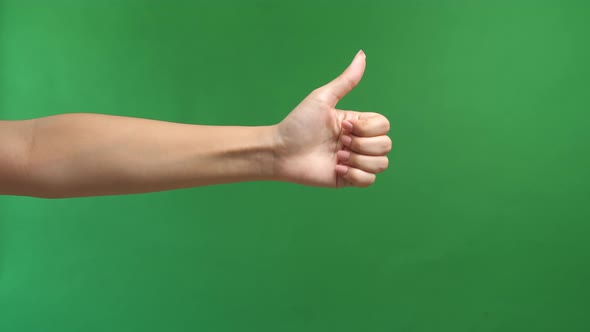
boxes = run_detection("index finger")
[344,113,390,137]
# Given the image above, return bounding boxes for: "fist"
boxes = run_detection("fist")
[273,50,391,188]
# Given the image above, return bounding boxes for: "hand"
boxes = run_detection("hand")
[273,50,391,188]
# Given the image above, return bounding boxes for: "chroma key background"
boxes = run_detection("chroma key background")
[1,1,590,331]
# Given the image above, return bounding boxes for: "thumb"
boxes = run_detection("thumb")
[319,50,366,106]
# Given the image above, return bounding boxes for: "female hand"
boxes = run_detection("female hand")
[273,50,392,188]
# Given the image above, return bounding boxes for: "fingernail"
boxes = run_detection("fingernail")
[335,165,348,175]
[342,120,353,131]
[342,120,352,131]
[337,150,351,161]
[341,135,352,146]
[357,49,365,58]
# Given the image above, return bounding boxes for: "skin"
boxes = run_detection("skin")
[0,50,391,198]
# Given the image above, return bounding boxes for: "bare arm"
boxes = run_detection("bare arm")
[2,114,278,198]
[0,51,391,198]
[0,119,36,196]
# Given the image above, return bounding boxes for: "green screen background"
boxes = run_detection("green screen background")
[2,1,590,331]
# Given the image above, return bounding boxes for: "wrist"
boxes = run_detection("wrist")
[253,125,282,181]
[258,124,293,183]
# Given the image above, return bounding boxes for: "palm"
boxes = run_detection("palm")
[274,94,358,187]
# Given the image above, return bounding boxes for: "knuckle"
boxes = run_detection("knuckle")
[310,88,329,103]
[384,136,392,152]
[377,156,389,173]
[383,118,391,133]
[340,76,357,91]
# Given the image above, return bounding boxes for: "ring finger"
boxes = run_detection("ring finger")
[337,150,389,174]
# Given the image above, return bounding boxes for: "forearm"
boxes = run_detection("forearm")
[25,113,278,198]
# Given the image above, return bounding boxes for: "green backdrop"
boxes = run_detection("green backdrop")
[2,1,590,331]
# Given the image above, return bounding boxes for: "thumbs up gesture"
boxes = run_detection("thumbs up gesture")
[273,50,391,188]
